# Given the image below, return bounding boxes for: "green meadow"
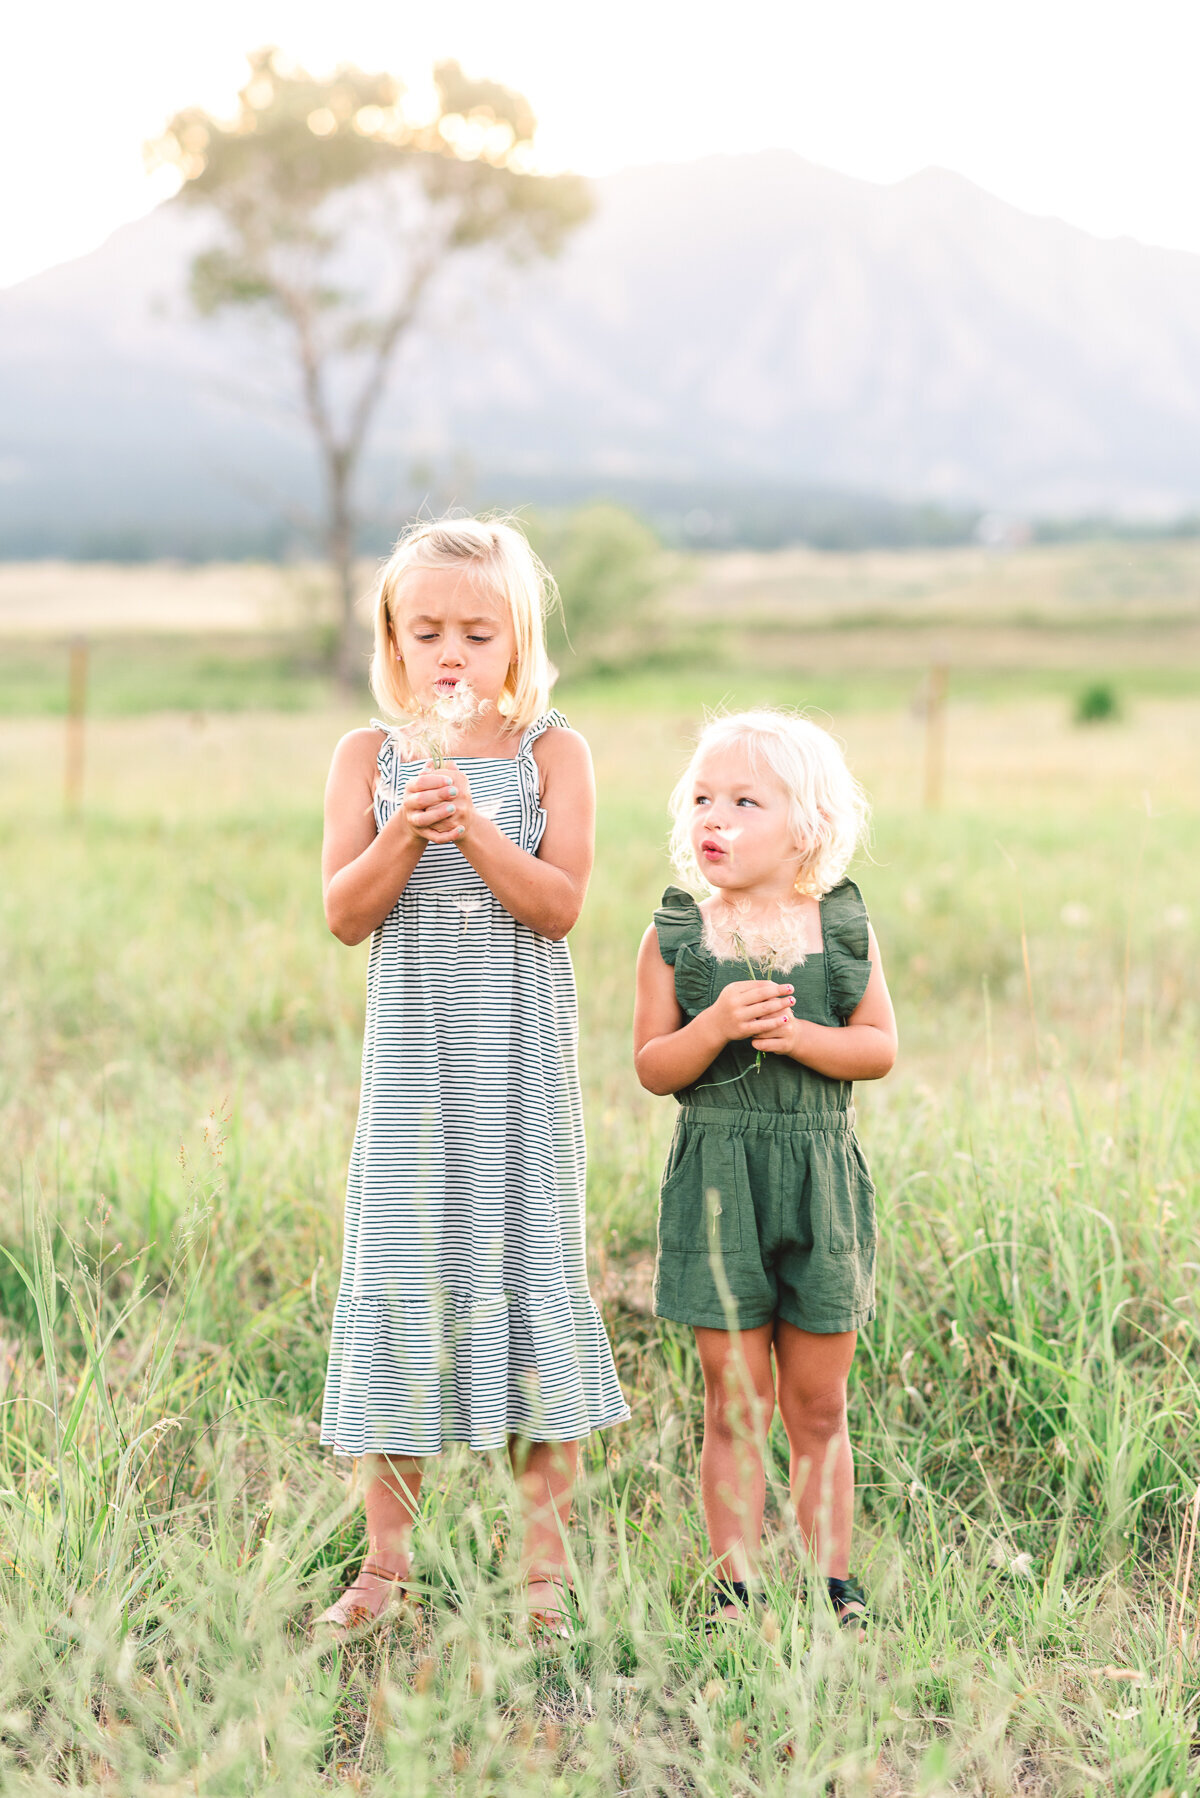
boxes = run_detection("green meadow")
[0,547,1198,1795]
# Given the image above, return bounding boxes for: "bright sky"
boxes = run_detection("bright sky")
[5,0,1199,289]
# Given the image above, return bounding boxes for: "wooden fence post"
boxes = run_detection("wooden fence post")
[924,661,949,809]
[65,635,89,817]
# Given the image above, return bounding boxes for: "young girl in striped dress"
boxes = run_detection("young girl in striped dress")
[317,517,628,1632]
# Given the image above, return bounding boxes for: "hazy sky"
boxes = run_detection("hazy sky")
[5,0,1198,288]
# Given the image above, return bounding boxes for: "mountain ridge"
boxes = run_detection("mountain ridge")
[4,147,1200,554]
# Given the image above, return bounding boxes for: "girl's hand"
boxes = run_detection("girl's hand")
[401,761,475,845]
[750,1012,801,1057]
[710,978,795,1044]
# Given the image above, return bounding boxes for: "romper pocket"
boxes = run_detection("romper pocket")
[658,1122,747,1257]
[825,1136,876,1255]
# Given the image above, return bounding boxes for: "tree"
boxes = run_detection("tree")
[150,50,590,686]
[528,504,668,674]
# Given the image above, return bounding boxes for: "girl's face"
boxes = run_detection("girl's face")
[687,742,802,897]
[391,565,516,709]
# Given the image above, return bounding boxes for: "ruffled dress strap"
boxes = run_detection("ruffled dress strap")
[519,706,570,751]
[653,886,713,1016]
[515,708,571,854]
[821,878,873,1021]
[367,717,401,803]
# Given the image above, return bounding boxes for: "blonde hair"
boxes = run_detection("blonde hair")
[668,709,870,898]
[369,515,555,732]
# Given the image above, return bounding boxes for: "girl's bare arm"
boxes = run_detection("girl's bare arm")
[322,730,429,945]
[323,727,594,947]
[633,928,794,1097]
[452,729,594,940]
[750,927,898,1079]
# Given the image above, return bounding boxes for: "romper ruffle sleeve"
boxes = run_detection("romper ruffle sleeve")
[821,878,873,1021]
[653,886,712,1016]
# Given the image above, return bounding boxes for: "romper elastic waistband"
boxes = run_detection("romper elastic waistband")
[677,1105,855,1134]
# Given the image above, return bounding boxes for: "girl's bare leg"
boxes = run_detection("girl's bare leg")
[693,1323,776,1610]
[508,1436,578,1615]
[773,1322,857,1576]
[318,1453,424,1625]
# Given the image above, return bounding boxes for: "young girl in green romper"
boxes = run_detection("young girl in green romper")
[633,709,897,1635]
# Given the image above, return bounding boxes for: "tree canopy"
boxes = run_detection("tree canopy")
[149,50,591,684]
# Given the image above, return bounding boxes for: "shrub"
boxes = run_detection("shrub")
[528,504,666,673]
[1074,681,1120,724]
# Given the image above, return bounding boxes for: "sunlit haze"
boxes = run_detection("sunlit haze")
[5,0,1200,289]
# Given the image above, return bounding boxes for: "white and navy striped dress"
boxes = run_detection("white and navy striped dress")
[320,709,629,1457]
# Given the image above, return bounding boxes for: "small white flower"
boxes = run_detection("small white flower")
[1061,902,1090,928]
[1009,1552,1035,1579]
[1164,904,1189,929]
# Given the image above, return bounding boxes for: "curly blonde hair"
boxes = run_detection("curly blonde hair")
[668,709,870,897]
[369,515,555,732]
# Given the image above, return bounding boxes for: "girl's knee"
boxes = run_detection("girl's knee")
[704,1381,774,1442]
[781,1386,847,1443]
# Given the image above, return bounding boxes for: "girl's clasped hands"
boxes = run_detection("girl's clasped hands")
[709,976,797,1054]
[401,765,471,844]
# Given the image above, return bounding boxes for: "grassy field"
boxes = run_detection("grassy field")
[0,554,1198,1793]
[4,536,1200,718]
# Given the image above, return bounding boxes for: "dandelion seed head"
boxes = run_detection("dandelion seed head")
[704,897,811,972]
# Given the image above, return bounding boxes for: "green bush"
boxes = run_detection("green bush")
[1074,680,1120,724]
[527,503,666,673]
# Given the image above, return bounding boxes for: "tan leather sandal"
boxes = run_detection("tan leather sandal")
[523,1572,575,1643]
[315,1560,411,1635]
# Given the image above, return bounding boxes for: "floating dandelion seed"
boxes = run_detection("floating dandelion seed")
[450,896,482,936]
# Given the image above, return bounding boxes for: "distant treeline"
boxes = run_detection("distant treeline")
[3,475,1198,562]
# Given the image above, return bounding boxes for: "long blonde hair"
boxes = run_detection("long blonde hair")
[669,709,870,897]
[369,516,555,732]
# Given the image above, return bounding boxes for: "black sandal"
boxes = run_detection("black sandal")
[826,1575,868,1635]
[702,1576,761,1635]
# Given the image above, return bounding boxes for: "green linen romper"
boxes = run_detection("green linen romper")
[652,880,878,1334]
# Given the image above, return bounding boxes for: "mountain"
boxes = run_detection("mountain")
[4,149,1200,555]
